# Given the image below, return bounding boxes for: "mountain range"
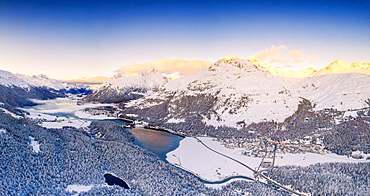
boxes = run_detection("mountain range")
[84,69,168,103]
[1,58,369,126]
[117,58,370,131]
[250,58,370,78]
[0,70,90,110]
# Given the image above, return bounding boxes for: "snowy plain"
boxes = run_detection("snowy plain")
[166,137,370,187]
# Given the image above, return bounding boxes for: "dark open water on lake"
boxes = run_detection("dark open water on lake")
[102,119,183,160]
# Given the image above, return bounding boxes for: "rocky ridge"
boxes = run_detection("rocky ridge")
[85,69,168,103]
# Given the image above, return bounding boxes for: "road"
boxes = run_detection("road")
[194,137,307,196]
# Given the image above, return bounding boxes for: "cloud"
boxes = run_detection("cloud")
[251,45,320,69]
[309,53,321,63]
[116,58,213,76]
[253,45,288,61]
[288,49,303,58]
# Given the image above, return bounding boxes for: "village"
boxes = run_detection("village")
[217,134,330,160]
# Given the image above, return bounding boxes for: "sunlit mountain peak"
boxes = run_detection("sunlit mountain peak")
[222,56,239,60]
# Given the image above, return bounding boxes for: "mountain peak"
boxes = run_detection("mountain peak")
[140,69,160,76]
[222,56,239,60]
[35,74,49,79]
[85,69,168,103]
[0,70,30,88]
[313,59,370,76]
[210,58,269,73]
[326,59,351,70]
[15,73,66,90]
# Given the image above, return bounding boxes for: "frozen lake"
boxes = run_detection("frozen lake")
[22,98,183,160]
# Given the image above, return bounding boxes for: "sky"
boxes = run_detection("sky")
[0,0,369,80]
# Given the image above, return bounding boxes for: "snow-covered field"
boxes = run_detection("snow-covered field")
[25,98,114,114]
[0,128,7,134]
[29,136,41,153]
[167,137,370,185]
[65,184,93,196]
[74,110,117,120]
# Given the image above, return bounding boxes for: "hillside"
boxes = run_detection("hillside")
[16,73,67,90]
[119,58,370,135]
[85,69,168,103]
[0,70,64,109]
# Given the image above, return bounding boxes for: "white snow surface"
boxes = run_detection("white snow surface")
[16,73,67,90]
[167,118,186,123]
[74,110,117,120]
[167,137,256,181]
[313,59,370,76]
[0,69,30,89]
[166,137,370,187]
[29,136,41,153]
[65,185,93,195]
[25,98,115,114]
[127,58,370,127]
[296,73,370,111]
[41,119,91,129]
[0,108,23,118]
[167,137,370,182]
[22,98,116,128]
[97,69,168,93]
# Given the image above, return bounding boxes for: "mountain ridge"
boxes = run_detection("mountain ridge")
[84,69,168,103]
[249,57,370,78]
[120,58,370,130]
[15,73,67,90]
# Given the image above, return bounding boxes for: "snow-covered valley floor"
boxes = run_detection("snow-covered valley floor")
[19,97,370,189]
[166,137,370,187]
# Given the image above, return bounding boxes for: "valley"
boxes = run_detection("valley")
[2,1,370,195]
[1,57,370,195]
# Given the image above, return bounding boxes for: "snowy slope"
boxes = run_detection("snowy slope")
[296,73,370,110]
[0,70,30,89]
[250,58,370,78]
[314,59,370,76]
[294,59,370,110]
[124,58,370,128]
[16,73,66,90]
[85,69,168,103]
[101,69,168,91]
[0,70,65,107]
[126,58,302,127]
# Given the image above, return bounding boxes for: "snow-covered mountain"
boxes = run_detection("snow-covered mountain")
[0,70,31,89]
[313,59,370,76]
[85,69,168,103]
[121,58,370,129]
[15,73,92,95]
[123,58,301,127]
[0,70,64,108]
[15,73,67,90]
[250,57,370,78]
[297,73,370,111]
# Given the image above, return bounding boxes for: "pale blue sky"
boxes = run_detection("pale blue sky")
[0,0,369,79]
